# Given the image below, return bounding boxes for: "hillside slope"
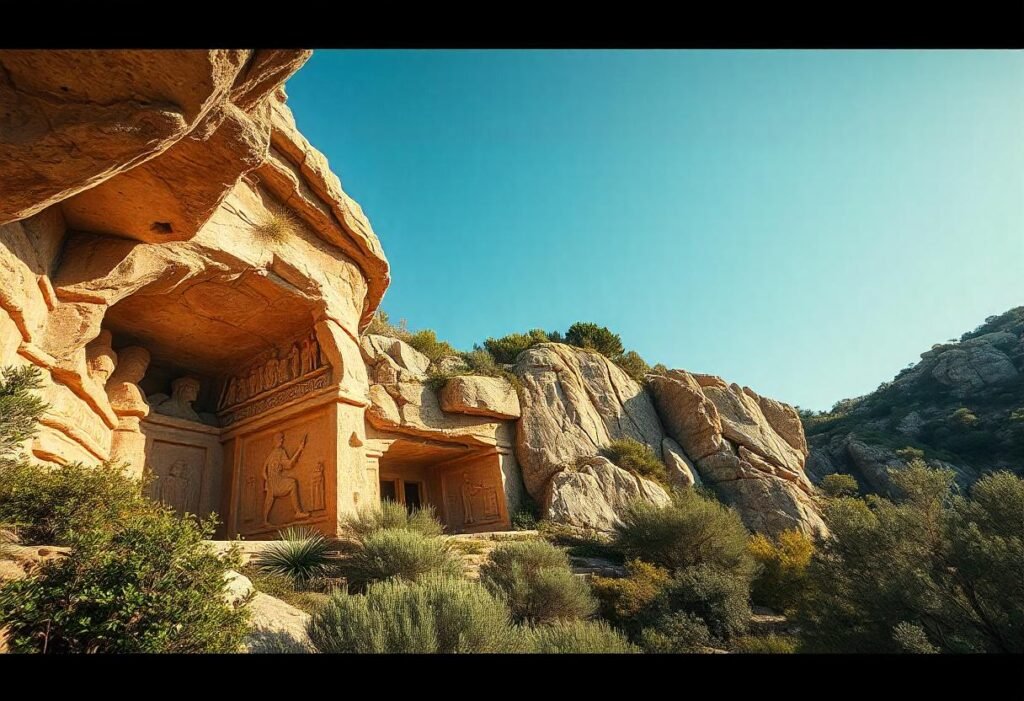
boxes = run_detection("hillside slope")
[804,307,1024,495]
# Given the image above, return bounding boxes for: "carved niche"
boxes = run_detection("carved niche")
[217,330,332,426]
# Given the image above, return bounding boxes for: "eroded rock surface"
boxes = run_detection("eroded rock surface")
[439,375,521,420]
[513,343,664,500]
[544,457,671,532]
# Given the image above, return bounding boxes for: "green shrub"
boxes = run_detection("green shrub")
[254,526,333,587]
[601,439,667,484]
[615,350,650,383]
[364,310,410,340]
[0,365,47,458]
[748,529,814,614]
[0,460,147,545]
[342,528,462,589]
[406,329,459,363]
[564,322,625,359]
[731,634,799,654]
[639,611,712,653]
[307,575,524,653]
[891,621,939,654]
[820,473,859,498]
[661,563,752,641]
[479,540,596,624]
[798,462,1024,653]
[344,500,444,538]
[591,559,672,638]
[511,509,539,531]
[483,329,551,364]
[0,507,248,653]
[613,490,754,577]
[527,619,638,653]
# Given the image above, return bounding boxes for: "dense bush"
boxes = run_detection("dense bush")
[600,439,667,484]
[0,508,249,653]
[748,529,814,614]
[731,634,799,654]
[479,540,596,624]
[343,500,443,538]
[613,491,754,577]
[483,329,551,364]
[527,620,638,653]
[342,528,462,589]
[254,526,333,587]
[639,611,712,653]
[564,322,625,359]
[307,575,524,653]
[798,462,1024,653]
[591,559,672,638]
[615,350,650,383]
[0,365,47,459]
[660,564,751,640]
[406,329,459,363]
[819,473,859,498]
[0,459,147,545]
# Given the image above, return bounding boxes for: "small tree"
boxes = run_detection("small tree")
[615,350,651,383]
[483,329,551,364]
[564,322,624,359]
[748,529,814,614]
[820,473,859,499]
[0,365,47,461]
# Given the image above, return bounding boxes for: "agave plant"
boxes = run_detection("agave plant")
[255,526,333,586]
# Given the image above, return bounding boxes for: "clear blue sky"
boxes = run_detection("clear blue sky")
[286,50,1023,411]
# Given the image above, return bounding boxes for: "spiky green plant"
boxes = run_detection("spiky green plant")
[255,526,332,586]
[343,500,443,538]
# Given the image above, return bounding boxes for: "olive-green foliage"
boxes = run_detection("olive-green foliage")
[613,490,754,577]
[731,634,799,654]
[748,529,814,614]
[798,461,1024,653]
[591,559,672,639]
[527,619,639,653]
[510,499,540,531]
[343,499,444,538]
[639,611,712,653]
[0,460,147,545]
[483,329,551,364]
[461,347,503,375]
[342,528,463,590]
[564,322,625,359]
[661,564,752,640]
[820,473,860,498]
[242,568,332,615]
[364,310,410,340]
[255,526,333,586]
[0,365,47,458]
[615,350,650,383]
[0,507,249,653]
[600,439,667,484]
[307,575,524,653]
[891,621,939,654]
[406,329,459,363]
[479,540,597,624]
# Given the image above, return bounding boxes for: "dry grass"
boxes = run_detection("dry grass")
[253,208,299,243]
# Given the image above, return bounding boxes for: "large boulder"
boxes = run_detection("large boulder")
[930,336,1018,397]
[662,436,701,489]
[544,457,671,532]
[513,343,664,500]
[648,369,826,537]
[243,593,315,653]
[439,375,521,420]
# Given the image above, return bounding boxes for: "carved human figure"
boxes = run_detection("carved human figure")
[288,344,300,379]
[276,354,291,384]
[300,337,314,376]
[311,460,326,511]
[247,364,261,397]
[151,376,202,422]
[106,346,151,417]
[158,459,192,513]
[262,432,310,525]
[85,329,118,387]
[461,472,485,525]
[262,358,277,389]
[243,469,259,522]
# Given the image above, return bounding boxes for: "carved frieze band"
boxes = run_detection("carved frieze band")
[218,330,327,412]
[218,368,331,426]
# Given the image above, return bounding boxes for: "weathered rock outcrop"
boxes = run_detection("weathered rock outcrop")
[513,343,665,500]
[544,457,671,532]
[439,375,521,420]
[806,307,1023,496]
[662,436,701,489]
[648,369,826,537]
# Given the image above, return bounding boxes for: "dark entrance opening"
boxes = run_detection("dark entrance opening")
[404,481,423,511]
[379,479,397,503]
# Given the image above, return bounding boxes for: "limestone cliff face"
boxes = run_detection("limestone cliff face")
[511,344,825,537]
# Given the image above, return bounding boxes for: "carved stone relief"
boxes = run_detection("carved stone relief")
[149,376,204,423]
[459,472,501,526]
[144,442,205,516]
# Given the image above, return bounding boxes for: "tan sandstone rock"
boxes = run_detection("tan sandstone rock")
[439,375,521,420]
[544,457,671,532]
[648,369,826,537]
[662,436,701,489]
[243,593,315,653]
[513,343,665,500]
